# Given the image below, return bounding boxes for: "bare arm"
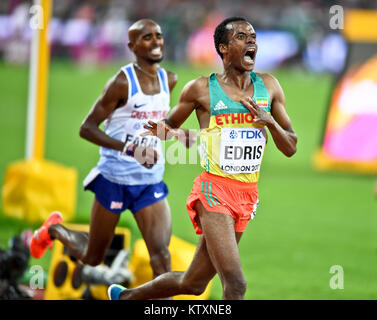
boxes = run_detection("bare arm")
[80,71,158,168]
[79,71,128,151]
[241,74,297,157]
[165,77,206,128]
[142,77,207,142]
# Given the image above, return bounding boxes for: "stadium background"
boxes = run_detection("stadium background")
[0,0,376,299]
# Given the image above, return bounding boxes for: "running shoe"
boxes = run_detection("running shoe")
[29,211,63,258]
[108,284,126,300]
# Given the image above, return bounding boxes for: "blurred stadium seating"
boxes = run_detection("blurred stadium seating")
[2,0,375,71]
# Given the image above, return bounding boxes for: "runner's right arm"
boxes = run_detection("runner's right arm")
[142,77,209,139]
[80,71,158,168]
[79,71,128,152]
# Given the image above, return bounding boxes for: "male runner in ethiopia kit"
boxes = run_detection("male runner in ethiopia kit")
[108,17,297,300]
[30,19,194,280]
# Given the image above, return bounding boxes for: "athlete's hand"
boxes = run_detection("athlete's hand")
[176,129,197,148]
[241,97,273,127]
[141,120,180,140]
[132,145,159,169]
[142,121,197,148]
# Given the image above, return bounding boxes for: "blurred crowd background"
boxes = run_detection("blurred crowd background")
[1,0,376,72]
[1,0,377,301]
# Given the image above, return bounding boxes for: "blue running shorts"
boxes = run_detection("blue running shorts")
[84,173,169,214]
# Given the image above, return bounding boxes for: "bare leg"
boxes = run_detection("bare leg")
[119,234,217,299]
[119,200,244,300]
[49,197,120,266]
[133,198,172,277]
[195,201,246,299]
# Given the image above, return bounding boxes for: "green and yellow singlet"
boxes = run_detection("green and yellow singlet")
[200,72,271,183]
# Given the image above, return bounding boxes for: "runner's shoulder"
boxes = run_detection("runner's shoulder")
[184,76,210,93]
[255,72,283,97]
[112,70,129,89]
[166,70,178,91]
[166,70,178,81]
[255,72,279,86]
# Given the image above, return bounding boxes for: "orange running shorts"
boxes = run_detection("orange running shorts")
[186,171,259,234]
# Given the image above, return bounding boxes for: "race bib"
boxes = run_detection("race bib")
[118,133,161,161]
[220,127,266,174]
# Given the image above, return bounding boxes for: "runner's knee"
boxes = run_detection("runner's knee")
[180,275,209,296]
[149,246,171,276]
[222,272,247,298]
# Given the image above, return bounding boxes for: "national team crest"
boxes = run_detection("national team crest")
[255,97,268,107]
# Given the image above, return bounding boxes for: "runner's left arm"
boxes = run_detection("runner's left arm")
[241,74,297,157]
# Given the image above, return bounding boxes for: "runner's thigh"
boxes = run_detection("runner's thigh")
[195,200,243,279]
[133,198,172,251]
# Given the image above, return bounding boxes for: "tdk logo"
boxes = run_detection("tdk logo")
[229,130,238,139]
[240,130,262,139]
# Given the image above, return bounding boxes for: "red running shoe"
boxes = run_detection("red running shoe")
[29,211,63,258]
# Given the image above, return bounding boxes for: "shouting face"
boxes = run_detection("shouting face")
[220,21,257,71]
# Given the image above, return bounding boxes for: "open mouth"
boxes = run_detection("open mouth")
[244,47,256,64]
[150,47,162,56]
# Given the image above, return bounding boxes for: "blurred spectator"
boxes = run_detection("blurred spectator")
[2,2,29,64]
[1,0,375,71]
[186,13,224,67]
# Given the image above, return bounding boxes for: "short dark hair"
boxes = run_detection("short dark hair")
[214,17,248,59]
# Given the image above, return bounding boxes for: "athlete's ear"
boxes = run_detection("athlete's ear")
[128,41,134,52]
[219,43,228,55]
